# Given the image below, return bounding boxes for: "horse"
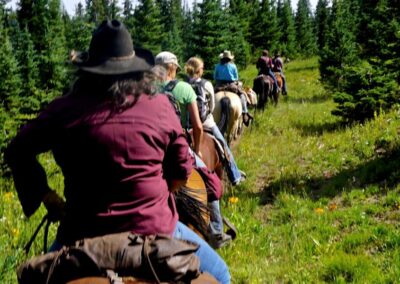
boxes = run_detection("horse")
[187,129,225,179]
[243,86,258,108]
[68,273,218,283]
[274,72,283,97]
[213,91,243,145]
[252,74,276,110]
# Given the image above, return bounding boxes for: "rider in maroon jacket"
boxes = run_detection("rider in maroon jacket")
[256,49,279,93]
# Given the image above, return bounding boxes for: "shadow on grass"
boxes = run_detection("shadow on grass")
[287,93,332,104]
[286,65,318,73]
[258,147,400,205]
[293,120,345,136]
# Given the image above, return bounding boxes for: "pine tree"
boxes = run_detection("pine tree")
[228,0,253,41]
[315,0,329,50]
[133,0,163,54]
[249,0,280,56]
[181,2,195,60]
[319,0,358,89]
[122,0,135,35]
[13,25,42,113]
[225,9,251,69]
[41,0,68,95]
[17,0,49,54]
[0,11,22,169]
[295,0,317,57]
[159,0,185,60]
[277,0,296,58]
[86,0,107,23]
[65,3,94,52]
[0,11,21,112]
[330,0,399,122]
[190,0,229,75]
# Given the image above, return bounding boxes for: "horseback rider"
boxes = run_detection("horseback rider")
[214,50,254,126]
[154,51,205,166]
[5,20,230,284]
[273,52,288,96]
[256,49,279,93]
[185,56,246,248]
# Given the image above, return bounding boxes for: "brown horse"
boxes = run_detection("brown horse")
[253,74,277,110]
[68,272,218,283]
[193,131,224,179]
[274,72,283,97]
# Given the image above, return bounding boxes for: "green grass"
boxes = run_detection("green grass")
[2,57,400,283]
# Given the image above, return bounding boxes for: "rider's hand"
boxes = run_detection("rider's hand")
[42,190,66,222]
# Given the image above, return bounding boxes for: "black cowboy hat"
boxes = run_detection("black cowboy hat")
[73,19,154,75]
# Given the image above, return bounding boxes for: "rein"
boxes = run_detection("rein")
[24,214,51,254]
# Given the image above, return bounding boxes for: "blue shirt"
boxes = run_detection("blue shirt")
[214,62,238,82]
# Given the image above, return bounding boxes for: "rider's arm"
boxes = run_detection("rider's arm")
[5,101,60,217]
[188,101,203,158]
[231,64,239,81]
[204,80,215,113]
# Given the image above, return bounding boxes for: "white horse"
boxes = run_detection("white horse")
[213,91,243,145]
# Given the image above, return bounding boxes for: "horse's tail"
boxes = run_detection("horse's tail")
[175,186,210,240]
[217,96,231,135]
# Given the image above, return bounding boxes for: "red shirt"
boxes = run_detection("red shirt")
[256,56,273,74]
[6,93,192,244]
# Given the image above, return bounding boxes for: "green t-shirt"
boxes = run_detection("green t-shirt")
[163,80,197,127]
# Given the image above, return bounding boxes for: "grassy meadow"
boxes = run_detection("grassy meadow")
[1,58,400,283]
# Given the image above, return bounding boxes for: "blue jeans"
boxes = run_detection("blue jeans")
[49,222,231,283]
[239,93,248,113]
[268,70,279,91]
[174,222,231,283]
[211,125,242,185]
[208,200,223,235]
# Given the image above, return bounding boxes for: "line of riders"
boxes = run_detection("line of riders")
[6,20,287,284]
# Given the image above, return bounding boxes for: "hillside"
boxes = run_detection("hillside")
[220,57,400,282]
[1,58,400,283]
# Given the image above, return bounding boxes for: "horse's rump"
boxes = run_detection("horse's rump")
[274,72,283,89]
[213,91,242,144]
[68,272,218,283]
[187,130,224,179]
[175,169,210,239]
[253,75,273,108]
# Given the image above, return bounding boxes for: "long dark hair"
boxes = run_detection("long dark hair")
[68,70,158,111]
[220,58,231,64]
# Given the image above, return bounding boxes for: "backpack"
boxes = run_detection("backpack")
[189,79,211,123]
[162,80,181,120]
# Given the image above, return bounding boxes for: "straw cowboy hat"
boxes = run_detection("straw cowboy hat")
[219,50,234,60]
[72,19,154,75]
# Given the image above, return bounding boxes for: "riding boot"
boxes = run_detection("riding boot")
[242,113,253,127]
[209,233,232,249]
[243,114,249,127]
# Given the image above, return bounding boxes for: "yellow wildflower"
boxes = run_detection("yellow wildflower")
[229,197,239,204]
[314,207,324,214]
[3,192,14,202]
[12,228,20,238]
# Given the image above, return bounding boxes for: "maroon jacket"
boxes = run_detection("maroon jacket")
[6,93,192,244]
[256,56,273,75]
